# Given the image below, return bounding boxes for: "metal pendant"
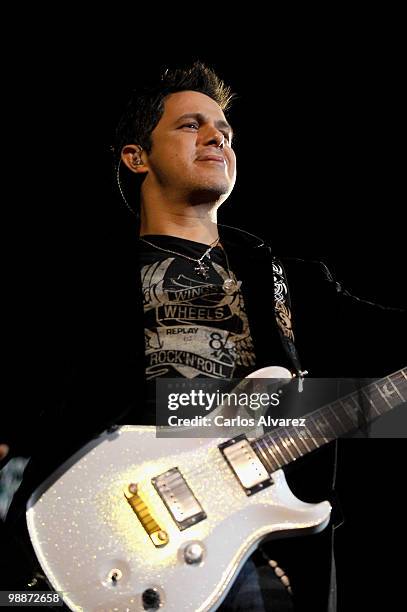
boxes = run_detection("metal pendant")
[223,278,241,295]
[194,261,210,279]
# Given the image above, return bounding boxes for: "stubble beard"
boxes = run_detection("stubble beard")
[187,175,232,206]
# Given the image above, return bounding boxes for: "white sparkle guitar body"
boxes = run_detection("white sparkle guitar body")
[26,367,331,611]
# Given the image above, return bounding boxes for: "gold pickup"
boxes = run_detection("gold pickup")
[124,483,169,547]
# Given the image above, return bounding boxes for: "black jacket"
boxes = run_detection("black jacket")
[4,221,406,610]
[6,222,339,508]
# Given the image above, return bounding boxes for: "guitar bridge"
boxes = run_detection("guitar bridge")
[124,483,169,547]
[152,468,206,530]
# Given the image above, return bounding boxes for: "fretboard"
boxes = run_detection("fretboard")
[252,368,407,472]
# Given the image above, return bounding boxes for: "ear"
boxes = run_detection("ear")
[121,144,148,174]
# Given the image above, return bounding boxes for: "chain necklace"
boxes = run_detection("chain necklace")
[140,236,219,280]
[139,236,241,294]
[217,243,242,295]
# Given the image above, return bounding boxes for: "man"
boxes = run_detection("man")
[2,62,405,611]
[115,65,299,610]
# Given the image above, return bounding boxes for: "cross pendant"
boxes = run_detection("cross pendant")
[194,261,210,279]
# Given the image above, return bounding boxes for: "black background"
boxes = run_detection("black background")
[5,17,406,610]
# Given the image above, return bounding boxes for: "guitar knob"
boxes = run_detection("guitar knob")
[107,568,122,584]
[142,588,161,610]
[184,542,204,564]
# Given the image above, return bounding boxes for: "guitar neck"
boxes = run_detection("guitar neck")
[251,368,407,472]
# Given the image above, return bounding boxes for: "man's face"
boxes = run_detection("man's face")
[143,90,236,203]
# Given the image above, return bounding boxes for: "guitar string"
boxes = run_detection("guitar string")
[153,419,322,480]
[151,421,336,481]
[122,374,407,600]
[140,434,284,480]
[155,398,355,481]
[143,440,279,483]
[171,368,407,480]
[132,371,407,483]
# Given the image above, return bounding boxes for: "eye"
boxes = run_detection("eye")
[181,123,199,129]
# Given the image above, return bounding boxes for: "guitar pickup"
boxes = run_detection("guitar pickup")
[152,468,206,531]
[124,483,169,547]
[219,435,273,496]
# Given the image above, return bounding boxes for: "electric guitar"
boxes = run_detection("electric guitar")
[26,366,407,611]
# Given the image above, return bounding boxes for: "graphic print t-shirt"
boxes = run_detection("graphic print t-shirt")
[139,235,256,384]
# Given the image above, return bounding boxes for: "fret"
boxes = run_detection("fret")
[344,395,362,421]
[361,388,381,417]
[267,436,289,465]
[301,424,320,450]
[296,428,313,454]
[337,398,359,431]
[266,441,284,469]
[252,367,407,470]
[287,427,312,457]
[283,428,304,457]
[260,437,284,470]
[276,430,299,462]
[253,439,279,472]
[327,403,348,435]
[390,371,407,387]
[374,380,404,409]
[293,427,313,453]
[349,392,375,425]
[308,415,330,444]
[396,371,407,397]
[369,384,388,410]
[317,409,338,439]
[253,440,275,473]
[389,375,406,402]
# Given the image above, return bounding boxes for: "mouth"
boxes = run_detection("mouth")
[196,155,226,165]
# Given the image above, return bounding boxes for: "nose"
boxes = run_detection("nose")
[202,126,225,148]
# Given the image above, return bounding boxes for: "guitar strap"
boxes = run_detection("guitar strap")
[272,257,304,377]
[272,257,338,611]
